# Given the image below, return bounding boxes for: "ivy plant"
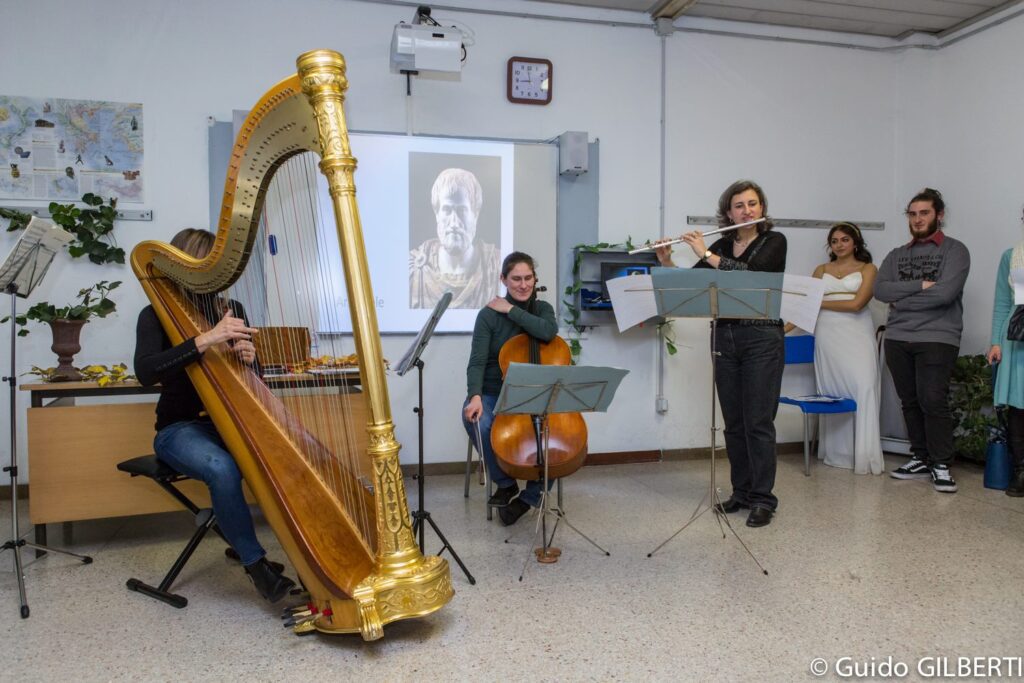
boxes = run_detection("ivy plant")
[564,237,676,360]
[0,206,31,231]
[50,193,125,264]
[2,193,125,265]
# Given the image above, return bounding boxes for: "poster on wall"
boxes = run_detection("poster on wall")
[0,95,143,203]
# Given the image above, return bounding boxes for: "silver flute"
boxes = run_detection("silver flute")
[627,217,767,255]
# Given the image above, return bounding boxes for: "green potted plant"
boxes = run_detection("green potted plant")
[950,353,997,463]
[2,280,121,381]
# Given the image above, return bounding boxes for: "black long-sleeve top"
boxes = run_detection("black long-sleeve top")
[694,229,787,323]
[134,300,247,431]
[693,229,787,273]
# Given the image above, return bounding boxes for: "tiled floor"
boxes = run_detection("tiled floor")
[1,453,1021,681]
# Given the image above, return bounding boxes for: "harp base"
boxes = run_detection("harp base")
[299,554,453,640]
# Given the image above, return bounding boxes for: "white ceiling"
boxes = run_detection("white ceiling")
[528,0,1022,38]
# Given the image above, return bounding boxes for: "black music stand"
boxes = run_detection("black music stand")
[0,217,92,619]
[396,291,475,585]
[643,268,784,575]
[495,361,627,582]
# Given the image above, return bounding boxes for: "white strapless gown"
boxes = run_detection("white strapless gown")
[813,272,884,475]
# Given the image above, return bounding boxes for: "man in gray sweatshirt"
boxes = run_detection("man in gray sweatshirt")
[874,188,970,493]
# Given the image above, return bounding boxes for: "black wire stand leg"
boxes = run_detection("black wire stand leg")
[647,316,767,576]
[2,288,92,619]
[408,360,475,585]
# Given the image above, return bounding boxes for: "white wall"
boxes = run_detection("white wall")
[1,0,1021,479]
[897,19,1024,354]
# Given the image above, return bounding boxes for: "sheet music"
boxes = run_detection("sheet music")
[1011,268,1024,305]
[0,216,73,296]
[780,274,826,333]
[606,274,658,332]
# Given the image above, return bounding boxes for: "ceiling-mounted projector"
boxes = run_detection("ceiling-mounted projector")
[390,6,464,74]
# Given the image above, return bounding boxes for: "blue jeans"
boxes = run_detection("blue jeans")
[462,394,544,507]
[714,323,785,511]
[154,420,266,566]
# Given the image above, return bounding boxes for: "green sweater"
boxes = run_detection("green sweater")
[466,294,558,399]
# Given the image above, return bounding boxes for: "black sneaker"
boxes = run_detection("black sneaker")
[245,557,296,603]
[487,484,519,507]
[930,465,958,493]
[498,498,531,526]
[890,458,931,480]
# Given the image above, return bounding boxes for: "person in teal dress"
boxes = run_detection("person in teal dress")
[986,237,1024,497]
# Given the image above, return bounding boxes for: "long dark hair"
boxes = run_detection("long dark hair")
[716,179,773,232]
[827,222,872,264]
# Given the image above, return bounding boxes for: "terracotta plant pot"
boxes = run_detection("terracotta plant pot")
[48,319,87,382]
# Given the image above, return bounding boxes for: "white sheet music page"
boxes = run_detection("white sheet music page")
[606,273,658,333]
[780,273,826,333]
[0,216,73,294]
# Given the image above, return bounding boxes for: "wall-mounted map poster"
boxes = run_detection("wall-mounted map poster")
[0,96,143,202]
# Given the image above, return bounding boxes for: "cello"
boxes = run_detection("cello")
[490,333,588,482]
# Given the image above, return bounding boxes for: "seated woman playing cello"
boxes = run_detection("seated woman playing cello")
[462,251,557,526]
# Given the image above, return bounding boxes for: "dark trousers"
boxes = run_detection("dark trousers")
[714,323,785,511]
[1007,407,1024,471]
[884,339,958,466]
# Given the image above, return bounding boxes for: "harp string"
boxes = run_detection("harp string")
[191,151,376,544]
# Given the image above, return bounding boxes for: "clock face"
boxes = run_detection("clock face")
[507,57,552,105]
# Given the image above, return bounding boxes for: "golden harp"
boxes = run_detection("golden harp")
[130,50,452,639]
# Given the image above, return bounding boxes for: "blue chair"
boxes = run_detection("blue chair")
[778,335,857,476]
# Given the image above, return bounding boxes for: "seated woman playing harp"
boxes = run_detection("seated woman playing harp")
[462,251,557,526]
[134,228,295,603]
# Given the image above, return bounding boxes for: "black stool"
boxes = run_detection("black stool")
[116,454,237,608]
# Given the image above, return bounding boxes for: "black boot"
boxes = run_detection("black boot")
[1005,409,1024,498]
[244,557,296,603]
[1006,469,1024,498]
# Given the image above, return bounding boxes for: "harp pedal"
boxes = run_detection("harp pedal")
[534,546,561,564]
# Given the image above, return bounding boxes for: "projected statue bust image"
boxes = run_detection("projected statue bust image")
[409,168,500,309]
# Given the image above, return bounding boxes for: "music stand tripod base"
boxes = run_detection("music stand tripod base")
[494,362,627,581]
[643,270,780,576]
[535,546,561,563]
[395,291,475,585]
[1,219,94,619]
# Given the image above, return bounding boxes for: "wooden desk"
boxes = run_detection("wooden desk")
[23,371,367,544]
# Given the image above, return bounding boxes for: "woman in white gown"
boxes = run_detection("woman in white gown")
[811,223,884,475]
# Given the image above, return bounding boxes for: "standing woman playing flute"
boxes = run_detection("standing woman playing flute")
[656,180,787,527]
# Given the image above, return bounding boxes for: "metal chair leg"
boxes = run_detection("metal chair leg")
[466,436,496,520]
[803,413,811,477]
[484,458,493,521]
[464,438,473,498]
